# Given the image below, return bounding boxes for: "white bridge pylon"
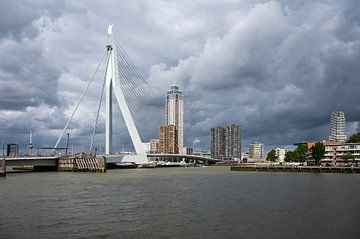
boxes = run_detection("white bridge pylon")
[105,25,148,164]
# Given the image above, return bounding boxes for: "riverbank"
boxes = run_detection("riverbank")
[231,165,360,173]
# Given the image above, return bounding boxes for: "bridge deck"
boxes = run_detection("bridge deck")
[148,153,218,162]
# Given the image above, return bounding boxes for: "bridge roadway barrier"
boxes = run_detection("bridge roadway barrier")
[231,165,360,173]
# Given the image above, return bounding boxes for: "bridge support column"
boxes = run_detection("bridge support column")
[104,25,148,164]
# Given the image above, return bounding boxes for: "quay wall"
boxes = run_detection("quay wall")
[231,165,360,173]
[58,154,106,173]
[0,158,5,176]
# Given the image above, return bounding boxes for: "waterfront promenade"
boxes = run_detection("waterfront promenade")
[231,164,360,173]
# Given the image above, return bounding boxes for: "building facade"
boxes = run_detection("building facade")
[183,147,194,155]
[165,84,184,154]
[159,125,178,154]
[249,142,264,161]
[275,148,287,163]
[224,125,241,159]
[149,139,160,153]
[307,141,360,165]
[211,127,225,159]
[6,144,19,157]
[329,111,347,142]
[211,124,241,160]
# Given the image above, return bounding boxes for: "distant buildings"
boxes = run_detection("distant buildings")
[249,142,264,161]
[275,148,287,163]
[329,111,347,142]
[211,124,241,160]
[149,139,160,153]
[306,141,360,165]
[6,144,19,157]
[150,84,185,155]
[166,84,184,153]
[159,125,178,154]
[183,147,194,155]
[211,127,224,159]
[193,150,211,158]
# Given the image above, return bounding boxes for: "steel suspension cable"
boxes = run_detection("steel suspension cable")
[89,51,110,155]
[115,41,158,99]
[116,58,152,106]
[116,59,154,139]
[53,50,107,152]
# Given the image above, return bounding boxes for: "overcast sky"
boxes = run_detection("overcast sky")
[1,0,359,154]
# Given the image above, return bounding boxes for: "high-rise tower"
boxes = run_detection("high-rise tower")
[165,84,184,153]
[211,124,241,160]
[329,111,347,142]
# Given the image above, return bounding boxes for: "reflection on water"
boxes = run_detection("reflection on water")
[1,167,360,238]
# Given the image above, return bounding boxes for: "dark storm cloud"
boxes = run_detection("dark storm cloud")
[0,0,66,40]
[148,0,360,150]
[0,0,68,150]
[0,1,69,111]
[1,0,360,153]
[0,40,61,110]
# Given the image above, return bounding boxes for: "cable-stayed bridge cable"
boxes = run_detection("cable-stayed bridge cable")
[53,50,107,151]
[89,51,110,155]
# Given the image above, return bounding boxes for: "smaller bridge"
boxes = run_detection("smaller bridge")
[5,156,59,172]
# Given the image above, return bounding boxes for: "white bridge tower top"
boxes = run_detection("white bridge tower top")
[105,25,148,164]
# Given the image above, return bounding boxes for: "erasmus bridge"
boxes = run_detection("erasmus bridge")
[51,25,216,165]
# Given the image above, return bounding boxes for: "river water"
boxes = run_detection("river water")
[0,167,359,239]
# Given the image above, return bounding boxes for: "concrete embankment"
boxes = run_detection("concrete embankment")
[0,158,5,176]
[231,165,360,173]
[58,153,106,173]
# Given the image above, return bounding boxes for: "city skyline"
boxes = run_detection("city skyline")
[0,1,360,153]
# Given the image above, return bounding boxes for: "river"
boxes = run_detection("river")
[0,167,359,238]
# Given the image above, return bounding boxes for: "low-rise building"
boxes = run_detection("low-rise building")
[150,139,160,153]
[249,142,264,161]
[276,148,287,163]
[183,147,194,155]
[306,141,360,165]
[193,151,211,157]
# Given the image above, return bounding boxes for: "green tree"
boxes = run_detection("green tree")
[341,153,355,162]
[346,132,360,143]
[312,142,325,165]
[284,144,307,162]
[296,144,307,162]
[284,151,292,162]
[266,149,277,162]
